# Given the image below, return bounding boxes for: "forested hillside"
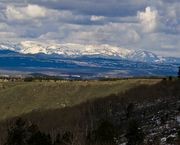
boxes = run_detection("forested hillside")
[0,78,180,145]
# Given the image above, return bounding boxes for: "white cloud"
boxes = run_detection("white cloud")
[58,23,140,46]
[6,5,24,20]
[0,23,9,30]
[137,7,158,32]
[0,0,179,57]
[0,32,17,38]
[90,15,105,21]
[25,4,46,18]
[6,4,47,20]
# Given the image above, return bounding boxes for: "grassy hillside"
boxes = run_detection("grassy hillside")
[1,79,180,145]
[0,79,160,120]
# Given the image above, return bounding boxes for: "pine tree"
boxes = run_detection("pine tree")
[5,118,52,145]
[5,118,28,145]
[126,120,144,145]
[88,120,117,145]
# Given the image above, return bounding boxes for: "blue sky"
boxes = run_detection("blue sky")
[0,0,179,57]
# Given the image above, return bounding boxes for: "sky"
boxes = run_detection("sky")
[0,0,179,57]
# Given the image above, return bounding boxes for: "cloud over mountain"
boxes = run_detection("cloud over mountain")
[137,7,158,32]
[0,0,179,57]
[6,4,47,20]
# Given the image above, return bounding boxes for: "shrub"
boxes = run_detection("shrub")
[87,120,117,145]
[125,120,144,145]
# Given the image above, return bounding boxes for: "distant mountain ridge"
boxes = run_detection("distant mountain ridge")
[0,41,177,63]
[0,50,179,78]
[0,41,179,78]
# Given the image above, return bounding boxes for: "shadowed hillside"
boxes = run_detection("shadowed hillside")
[0,78,180,145]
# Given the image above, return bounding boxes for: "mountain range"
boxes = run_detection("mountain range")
[0,41,179,78]
[0,41,175,63]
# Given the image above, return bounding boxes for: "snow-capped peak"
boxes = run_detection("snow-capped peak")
[0,41,167,63]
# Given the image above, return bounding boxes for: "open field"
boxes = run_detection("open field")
[0,78,161,120]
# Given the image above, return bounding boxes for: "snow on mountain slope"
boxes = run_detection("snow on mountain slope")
[19,41,132,58]
[127,50,166,63]
[0,41,170,63]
